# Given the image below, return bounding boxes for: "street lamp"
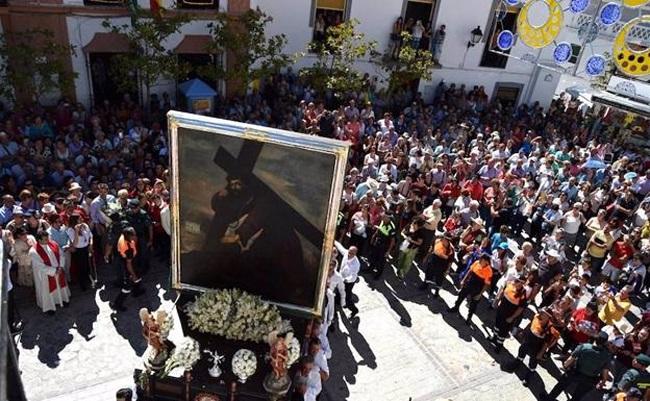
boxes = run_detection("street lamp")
[467,26,483,48]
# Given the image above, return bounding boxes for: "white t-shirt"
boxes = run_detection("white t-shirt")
[562,211,582,234]
[312,350,329,376]
[67,225,92,249]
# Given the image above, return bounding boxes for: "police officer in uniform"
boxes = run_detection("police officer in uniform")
[109,227,143,312]
[544,331,612,400]
[613,354,650,394]
[368,214,396,279]
[126,199,153,274]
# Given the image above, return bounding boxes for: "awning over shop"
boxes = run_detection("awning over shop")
[592,91,650,119]
[83,32,131,54]
[173,35,213,54]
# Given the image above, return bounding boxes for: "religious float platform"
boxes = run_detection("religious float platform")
[133,112,349,401]
[134,291,312,401]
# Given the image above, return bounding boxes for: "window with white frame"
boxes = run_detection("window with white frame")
[311,0,350,44]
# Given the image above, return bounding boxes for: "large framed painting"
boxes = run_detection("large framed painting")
[168,111,349,316]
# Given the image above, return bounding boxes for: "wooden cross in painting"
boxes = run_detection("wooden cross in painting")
[213,141,324,250]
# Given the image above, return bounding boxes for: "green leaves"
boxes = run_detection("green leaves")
[375,32,434,94]
[302,19,377,98]
[102,11,192,101]
[203,7,291,91]
[0,28,77,105]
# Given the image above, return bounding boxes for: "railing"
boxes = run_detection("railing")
[566,13,650,43]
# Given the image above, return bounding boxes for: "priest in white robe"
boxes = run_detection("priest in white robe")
[29,230,70,314]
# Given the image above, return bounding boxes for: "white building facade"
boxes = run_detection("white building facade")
[1,0,647,108]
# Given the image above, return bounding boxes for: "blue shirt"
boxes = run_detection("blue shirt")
[0,206,12,226]
[490,233,507,252]
[48,226,70,249]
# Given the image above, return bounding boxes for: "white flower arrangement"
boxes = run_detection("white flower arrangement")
[232,348,257,383]
[285,334,301,368]
[185,289,285,343]
[160,336,201,377]
[156,309,173,341]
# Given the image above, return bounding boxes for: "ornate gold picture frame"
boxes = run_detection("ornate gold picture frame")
[167,111,349,317]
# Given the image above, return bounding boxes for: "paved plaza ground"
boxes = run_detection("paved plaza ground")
[14,257,634,401]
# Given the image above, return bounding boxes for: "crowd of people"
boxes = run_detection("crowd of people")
[2,65,650,401]
[303,82,650,400]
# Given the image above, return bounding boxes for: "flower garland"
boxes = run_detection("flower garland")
[160,336,201,377]
[185,289,285,343]
[232,348,257,383]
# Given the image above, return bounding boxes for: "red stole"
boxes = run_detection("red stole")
[35,241,67,293]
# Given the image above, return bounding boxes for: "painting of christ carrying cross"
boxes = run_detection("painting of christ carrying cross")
[168,112,349,316]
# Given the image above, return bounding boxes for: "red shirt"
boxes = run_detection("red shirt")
[607,241,634,269]
[463,180,484,201]
[569,308,600,343]
[441,183,461,201]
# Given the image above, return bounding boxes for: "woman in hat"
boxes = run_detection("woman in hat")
[420,232,455,296]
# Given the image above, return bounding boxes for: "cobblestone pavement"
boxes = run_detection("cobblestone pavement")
[15,258,632,401]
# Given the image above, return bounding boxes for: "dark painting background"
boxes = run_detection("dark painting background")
[177,127,336,309]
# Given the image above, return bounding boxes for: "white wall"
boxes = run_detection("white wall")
[255,0,563,106]
[65,0,575,107]
[66,15,214,106]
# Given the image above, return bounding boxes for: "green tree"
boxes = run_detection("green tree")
[377,32,434,94]
[0,28,77,105]
[300,19,377,99]
[201,7,291,93]
[102,9,192,106]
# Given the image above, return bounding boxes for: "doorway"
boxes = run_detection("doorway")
[177,53,221,91]
[493,83,522,107]
[89,52,137,105]
[404,0,434,24]
[480,6,519,69]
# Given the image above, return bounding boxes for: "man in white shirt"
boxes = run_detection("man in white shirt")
[294,356,322,401]
[422,199,443,252]
[309,337,329,382]
[324,259,345,331]
[335,241,360,318]
[313,321,332,359]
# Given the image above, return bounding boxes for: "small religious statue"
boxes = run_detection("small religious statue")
[203,349,225,378]
[263,331,291,400]
[140,307,171,373]
[268,332,289,379]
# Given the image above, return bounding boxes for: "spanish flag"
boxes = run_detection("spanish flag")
[150,0,163,18]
